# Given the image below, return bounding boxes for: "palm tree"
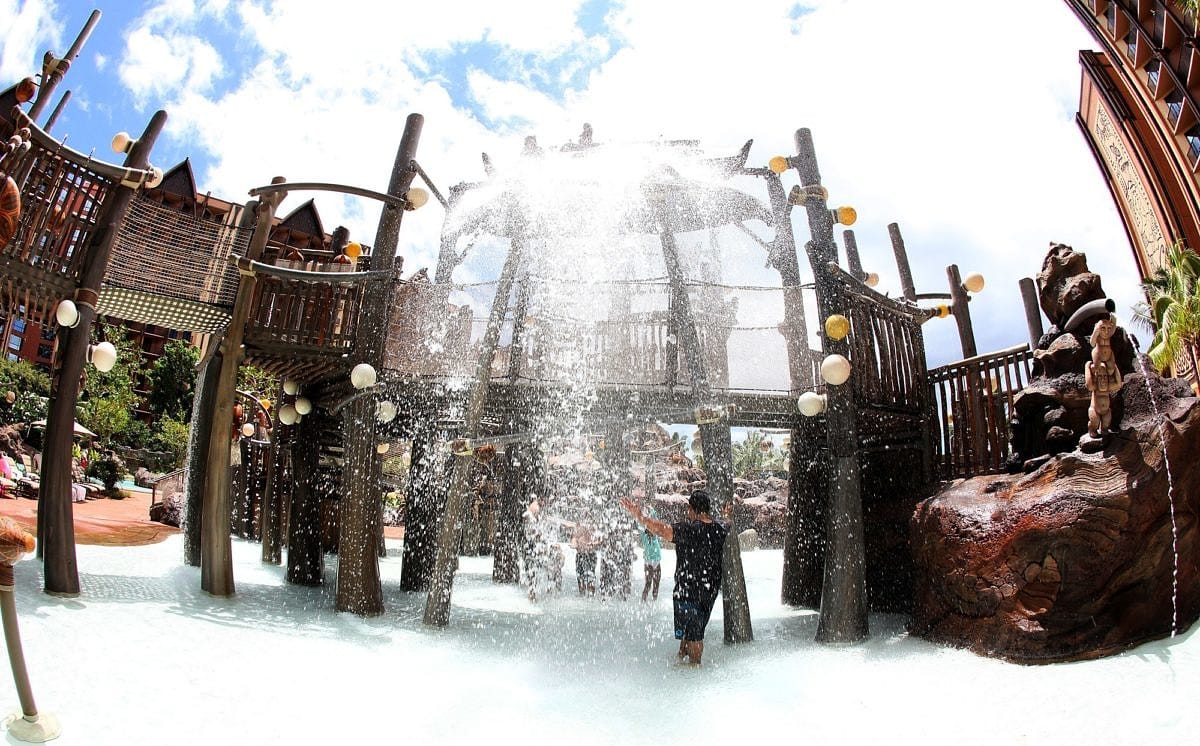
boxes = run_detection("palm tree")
[1133,241,1200,391]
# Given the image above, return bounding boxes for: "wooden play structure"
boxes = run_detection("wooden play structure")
[0,24,1037,644]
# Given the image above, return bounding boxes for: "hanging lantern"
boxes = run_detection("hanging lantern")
[350,363,377,389]
[797,391,827,417]
[824,314,850,341]
[820,354,851,386]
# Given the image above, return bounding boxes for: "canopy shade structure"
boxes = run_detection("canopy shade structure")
[30,420,97,438]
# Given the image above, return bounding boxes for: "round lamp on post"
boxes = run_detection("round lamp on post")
[863,272,880,288]
[278,404,300,426]
[293,397,312,416]
[405,188,429,210]
[820,354,852,386]
[110,131,134,154]
[350,363,377,390]
[54,300,79,329]
[768,155,790,174]
[240,422,256,438]
[797,391,828,417]
[282,379,300,396]
[963,272,985,293]
[376,400,397,424]
[88,342,117,373]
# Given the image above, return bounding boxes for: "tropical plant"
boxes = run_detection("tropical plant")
[0,358,50,427]
[732,430,787,478]
[1132,241,1200,390]
[77,324,142,443]
[146,340,200,423]
[151,415,191,467]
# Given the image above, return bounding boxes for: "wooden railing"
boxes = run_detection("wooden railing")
[928,343,1034,480]
[247,266,368,351]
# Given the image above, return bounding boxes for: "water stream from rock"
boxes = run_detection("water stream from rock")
[1131,340,1180,636]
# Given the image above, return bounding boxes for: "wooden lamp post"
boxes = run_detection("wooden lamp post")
[0,517,59,742]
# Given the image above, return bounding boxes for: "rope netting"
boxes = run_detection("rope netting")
[384,275,809,392]
[101,196,254,331]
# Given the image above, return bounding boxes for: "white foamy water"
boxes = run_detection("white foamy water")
[1,535,1195,745]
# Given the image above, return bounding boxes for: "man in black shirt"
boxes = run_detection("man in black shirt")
[620,490,728,665]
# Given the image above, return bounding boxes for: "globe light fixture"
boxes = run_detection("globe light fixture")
[278,404,300,426]
[241,422,256,438]
[864,272,880,288]
[283,379,300,396]
[55,299,80,328]
[797,391,828,417]
[768,155,790,174]
[405,187,429,210]
[294,397,312,416]
[963,272,986,293]
[833,206,857,226]
[824,314,850,341]
[350,363,377,389]
[110,131,134,154]
[146,166,164,189]
[88,341,117,373]
[344,242,362,260]
[820,354,851,386]
[376,400,398,423]
[376,442,391,455]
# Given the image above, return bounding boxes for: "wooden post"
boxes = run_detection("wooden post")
[1019,277,1044,348]
[38,110,166,596]
[285,418,323,586]
[260,382,284,565]
[658,225,752,643]
[424,236,524,626]
[336,114,423,616]
[763,170,823,607]
[947,264,978,359]
[399,410,437,592]
[842,229,865,281]
[888,223,917,303]
[794,128,868,643]
[492,440,527,584]
[183,345,221,567]
[27,10,100,123]
[200,181,286,597]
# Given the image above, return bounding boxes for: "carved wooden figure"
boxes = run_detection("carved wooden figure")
[1085,314,1123,438]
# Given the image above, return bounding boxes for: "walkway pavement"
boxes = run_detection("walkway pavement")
[0,490,179,546]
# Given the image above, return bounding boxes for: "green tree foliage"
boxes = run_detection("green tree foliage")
[732,430,787,479]
[146,340,200,422]
[0,358,50,426]
[1133,241,1200,390]
[237,364,278,407]
[78,324,142,444]
[152,415,190,467]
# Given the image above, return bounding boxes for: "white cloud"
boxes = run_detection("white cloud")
[0,0,62,86]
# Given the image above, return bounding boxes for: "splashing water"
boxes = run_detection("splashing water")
[1131,341,1180,637]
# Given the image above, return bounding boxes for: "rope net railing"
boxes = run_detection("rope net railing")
[101,196,254,332]
[0,124,118,323]
[383,276,813,393]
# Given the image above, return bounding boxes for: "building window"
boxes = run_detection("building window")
[7,335,21,352]
[12,318,25,334]
[40,326,55,342]
[1152,5,1165,46]
[1167,90,1184,125]
[36,344,53,360]
[6,353,17,362]
[1104,1,1117,34]
[1125,27,1137,59]
[1188,126,1200,163]
[1147,59,1161,89]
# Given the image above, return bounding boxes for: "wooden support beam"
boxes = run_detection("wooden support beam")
[947,263,978,359]
[794,127,868,644]
[39,109,166,596]
[285,420,323,586]
[183,344,221,567]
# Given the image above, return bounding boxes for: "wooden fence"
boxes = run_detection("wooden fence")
[928,343,1034,480]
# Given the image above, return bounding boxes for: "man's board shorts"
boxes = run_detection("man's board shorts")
[674,594,718,641]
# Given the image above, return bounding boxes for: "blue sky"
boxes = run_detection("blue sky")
[1,0,1143,378]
